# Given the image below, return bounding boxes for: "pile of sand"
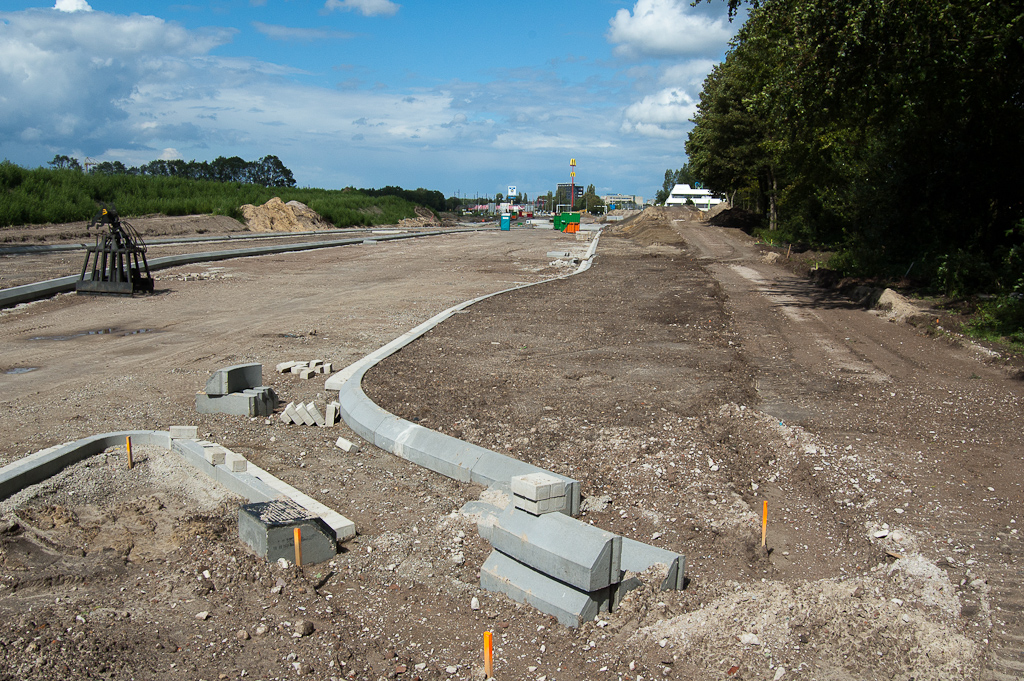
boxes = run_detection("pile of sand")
[399,206,440,229]
[606,206,692,246]
[240,197,329,232]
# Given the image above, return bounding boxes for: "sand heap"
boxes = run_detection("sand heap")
[240,197,329,232]
[606,206,692,246]
[398,205,441,229]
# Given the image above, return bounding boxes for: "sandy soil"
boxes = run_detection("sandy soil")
[0,210,1021,680]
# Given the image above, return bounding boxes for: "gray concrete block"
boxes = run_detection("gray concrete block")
[335,437,359,453]
[256,386,279,412]
[306,402,326,427]
[488,507,621,592]
[292,402,316,426]
[203,445,227,465]
[169,425,198,440]
[337,389,390,443]
[276,361,298,373]
[299,368,316,380]
[224,451,247,472]
[196,392,257,417]
[514,494,565,515]
[511,472,564,501]
[290,363,308,374]
[620,537,686,591]
[239,500,337,565]
[284,402,301,424]
[324,402,338,427]
[481,551,608,628]
[322,362,333,373]
[280,403,294,424]
[205,363,262,396]
[309,360,323,369]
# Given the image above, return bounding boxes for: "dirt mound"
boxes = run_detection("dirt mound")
[240,197,330,232]
[703,201,731,220]
[399,205,440,229]
[708,206,762,233]
[606,206,691,246]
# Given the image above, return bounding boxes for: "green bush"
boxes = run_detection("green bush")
[0,162,422,228]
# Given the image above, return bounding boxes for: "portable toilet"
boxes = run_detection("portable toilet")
[500,214,511,231]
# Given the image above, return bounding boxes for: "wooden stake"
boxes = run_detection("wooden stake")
[483,630,493,678]
[126,436,133,470]
[293,527,302,567]
[761,501,768,547]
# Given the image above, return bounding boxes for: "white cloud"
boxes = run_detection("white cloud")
[607,0,733,59]
[620,86,698,139]
[54,0,92,12]
[252,22,354,42]
[0,9,234,154]
[323,0,399,17]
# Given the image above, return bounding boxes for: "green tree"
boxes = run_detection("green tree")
[48,155,81,171]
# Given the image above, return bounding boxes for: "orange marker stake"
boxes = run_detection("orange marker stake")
[294,527,302,567]
[483,630,493,678]
[126,436,133,470]
[761,501,768,547]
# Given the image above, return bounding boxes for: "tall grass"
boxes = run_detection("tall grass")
[0,162,419,227]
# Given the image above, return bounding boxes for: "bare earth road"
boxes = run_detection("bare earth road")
[0,211,1021,681]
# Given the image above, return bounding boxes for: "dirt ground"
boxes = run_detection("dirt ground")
[0,209,1022,680]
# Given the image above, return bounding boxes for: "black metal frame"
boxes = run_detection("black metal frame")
[76,206,154,295]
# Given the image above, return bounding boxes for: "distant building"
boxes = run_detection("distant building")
[556,183,584,205]
[664,184,722,210]
[601,194,643,210]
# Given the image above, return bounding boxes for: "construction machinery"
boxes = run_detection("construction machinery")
[76,205,154,295]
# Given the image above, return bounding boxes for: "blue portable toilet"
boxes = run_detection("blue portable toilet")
[500,214,511,231]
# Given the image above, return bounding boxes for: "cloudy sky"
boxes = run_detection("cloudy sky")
[0,0,741,200]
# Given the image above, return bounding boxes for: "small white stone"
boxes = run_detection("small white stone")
[873,529,890,539]
[445,666,458,674]
[195,611,210,621]
[894,508,905,514]
[739,632,760,646]
[774,667,786,681]
[471,597,480,611]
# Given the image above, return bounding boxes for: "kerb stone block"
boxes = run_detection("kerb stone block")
[488,507,621,592]
[292,402,316,426]
[169,425,198,440]
[481,551,608,628]
[306,402,326,427]
[238,500,337,565]
[205,363,262,396]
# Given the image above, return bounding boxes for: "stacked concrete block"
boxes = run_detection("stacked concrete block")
[196,364,278,417]
[279,400,340,427]
[512,472,566,515]
[477,502,684,628]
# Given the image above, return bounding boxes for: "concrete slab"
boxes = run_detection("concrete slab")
[488,507,621,592]
[306,402,326,427]
[169,425,198,439]
[335,437,359,453]
[205,363,262,396]
[202,445,227,465]
[511,472,564,501]
[481,551,608,628]
[238,500,336,565]
[292,402,316,427]
[224,451,247,472]
[514,495,565,515]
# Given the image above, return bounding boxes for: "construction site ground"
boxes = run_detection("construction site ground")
[0,208,1021,681]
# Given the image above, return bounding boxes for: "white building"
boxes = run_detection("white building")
[664,184,722,210]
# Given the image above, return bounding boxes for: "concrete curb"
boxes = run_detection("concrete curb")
[0,430,355,543]
[0,430,170,501]
[0,226,494,309]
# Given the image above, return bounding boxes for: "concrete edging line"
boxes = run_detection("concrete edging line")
[0,430,170,501]
[0,430,356,544]
[0,226,494,309]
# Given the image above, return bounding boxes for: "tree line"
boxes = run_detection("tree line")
[49,154,297,188]
[683,0,1024,313]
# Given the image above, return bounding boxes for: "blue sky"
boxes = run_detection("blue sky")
[0,0,742,200]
